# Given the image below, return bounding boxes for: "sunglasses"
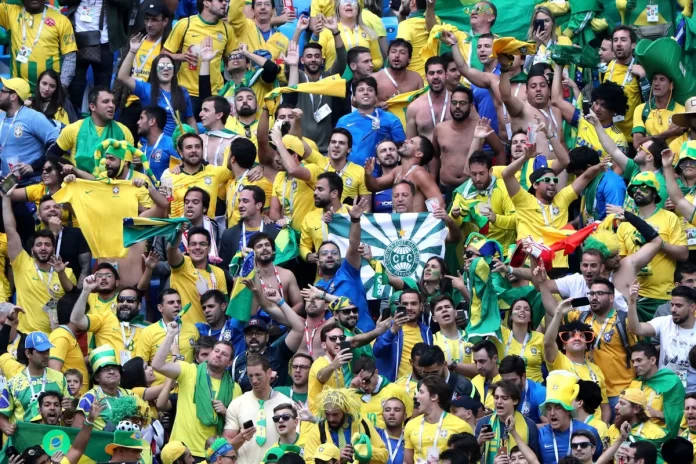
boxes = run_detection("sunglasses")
[571,442,592,450]
[229,53,244,61]
[337,307,359,315]
[118,296,138,303]
[537,176,559,184]
[272,414,295,423]
[328,335,347,342]
[468,5,492,13]
[559,330,595,344]
[679,159,696,168]
[638,144,652,155]
[42,166,55,174]
[157,63,175,71]
[464,250,481,259]
[630,184,653,193]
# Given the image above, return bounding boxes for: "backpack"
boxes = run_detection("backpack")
[579,309,631,368]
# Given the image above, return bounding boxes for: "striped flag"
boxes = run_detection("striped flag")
[227,252,256,322]
[466,256,502,341]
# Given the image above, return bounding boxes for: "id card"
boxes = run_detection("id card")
[120,350,132,363]
[313,104,331,123]
[646,4,659,22]
[16,46,31,64]
[613,114,625,123]
[78,6,94,22]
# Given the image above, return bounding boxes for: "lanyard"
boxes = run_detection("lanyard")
[427,91,449,127]
[607,58,635,88]
[259,266,284,297]
[304,320,325,357]
[404,373,413,393]
[570,358,598,383]
[440,330,465,363]
[241,221,263,249]
[324,160,348,178]
[196,267,217,294]
[230,169,250,212]
[538,108,559,133]
[537,199,556,226]
[418,411,446,452]
[384,69,399,94]
[207,324,226,341]
[161,91,177,122]
[143,133,164,159]
[96,386,121,410]
[120,321,137,350]
[133,37,162,75]
[504,330,530,357]
[24,367,47,399]
[20,8,47,50]
[281,174,297,217]
[0,106,23,151]
[394,165,418,184]
[592,309,616,349]
[159,319,180,346]
[386,432,404,463]
[303,73,323,108]
[552,421,573,463]
[34,262,56,297]
[339,23,361,49]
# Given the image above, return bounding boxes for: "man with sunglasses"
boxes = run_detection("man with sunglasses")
[569,430,597,464]
[308,323,353,409]
[543,297,611,422]
[271,403,302,448]
[606,389,666,447]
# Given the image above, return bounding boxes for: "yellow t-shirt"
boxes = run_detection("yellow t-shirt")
[304,150,369,203]
[632,100,685,146]
[669,133,692,157]
[170,256,228,324]
[472,374,502,411]
[171,361,242,457]
[0,4,77,91]
[399,324,423,379]
[51,178,151,259]
[628,379,666,430]
[492,327,545,384]
[607,420,666,445]
[135,320,200,386]
[394,373,419,396]
[228,0,287,61]
[162,165,232,218]
[225,118,259,148]
[48,326,88,395]
[55,119,135,173]
[12,250,76,334]
[576,116,629,157]
[397,15,440,79]
[359,381,414,429]
[617,208,687,300]
[547,352,608,405]
[492,158,555,192]
[587,416,608,440]
[404,412,472,461]
[299,205,349,261]
[0,233,10,303]
[510,187,578,268]
[0,352,23,379]
[86,310,145,363]
[433,330,472,364]
[25,183,77,228]
[126,38,163,105]
[316,24,383,72]
[88,293,117,314]
[308,355,345,411]
[602,60,642,142]
[224,174,273,228]
[163,14,236,97]
[271,165,323,232]
[567,309,636,397]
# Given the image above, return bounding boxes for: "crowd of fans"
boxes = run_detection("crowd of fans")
[0,0,695,463]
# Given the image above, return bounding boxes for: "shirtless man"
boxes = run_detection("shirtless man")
[405,56,451,143]
[433,85,504,200]
[364,136,444,212]
[373,39,424,103]
[499,54,564,157]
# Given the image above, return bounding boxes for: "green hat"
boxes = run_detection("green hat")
[635,37,696,105]
[264,444,302,463]
[548,44,600,68]
[678,140,696,168]
[89,344,121,379]
[93,139,159,186]
[628,171,662,203]
[328,296,355,313]
[105,429,145,455]
[352,432,373,463]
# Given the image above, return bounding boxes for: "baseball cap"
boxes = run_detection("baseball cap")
[161,441,188,464]
[451,395,483,414]
[25,332,54,351]
[143,0,170,17]
[1,77,30,101]
[244,317,269,333]
[315,443,340,461]
[528,167,556,194]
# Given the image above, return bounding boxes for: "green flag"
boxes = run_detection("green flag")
[465,256,501,341]
[227,252,255,322]
[370,259,391,299]
[639,368,686,439]
[123,217,190,248]
[0,422,115,464]
[273,228,299,266]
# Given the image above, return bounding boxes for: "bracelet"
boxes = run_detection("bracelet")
[350,217,361,223]
[332,31,340,37]
[507,266,513,275]
[84,419,94,427]
[278,298,287,307]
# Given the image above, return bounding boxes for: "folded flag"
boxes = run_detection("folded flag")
[466,256,502,341]
[274,228,300,266]
[122,217,191,248]
[385,86,430,129]
[548,44,600,68]
[227,252,256,322]
[509,223,599,269]
[264,75,346,115]
[492,38,537,57]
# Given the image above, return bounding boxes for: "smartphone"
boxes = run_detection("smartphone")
[243,420,254,429]
[395,305,407,318]
[0,173,18,194]
[534,19,545,33]
[570,297,591,308]
[339,340,352,352]
[582,100,591,115]
[456,309,466,320]
[6,446,19,459]
[481,424,493,434]
[381,306,392,320]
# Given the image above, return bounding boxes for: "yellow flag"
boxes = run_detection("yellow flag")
[491,37,537,58]
[263,74,347,115]
[385,87,429,130]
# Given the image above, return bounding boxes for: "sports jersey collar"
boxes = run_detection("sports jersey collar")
[198,14,219,25]
[182,164,206,175]
[648,96,677,112]
[407,10,425,19]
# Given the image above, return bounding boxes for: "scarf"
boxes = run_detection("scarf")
[581,172,605,221]
[638,368,686,438]
[677,177,696,196]
[194,361,235,434]
[483,411,529,464]
[74,117,125,173]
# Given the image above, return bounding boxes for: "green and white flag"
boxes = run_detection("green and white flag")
[327,213,448,300]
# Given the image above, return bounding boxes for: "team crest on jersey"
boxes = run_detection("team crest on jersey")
[14,125,23,138]
[237,183,244,192]
[153,150,163,162]
[551,206,560,215]
[603,330,613,342]
[530,347,537,355]
[113,186,120,194]
[217,32,223,42]
[361,32,367,38]
[346,177,353,186]
[204,176,212,185]
[223,330,231,341]
[440,430,448,438]
[464,346,472,355]
[189,337,195,346]
[52,283,60,292]
[292,180,298,190]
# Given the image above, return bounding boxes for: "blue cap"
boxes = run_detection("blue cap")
[243,317,269,333]
[451,394,483,413]
[25,332,54,351]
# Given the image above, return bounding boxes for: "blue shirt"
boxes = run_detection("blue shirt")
[0,107,59,182]
[583,169,626,223]
[518,379,546,424]
[195,318,246,358]
[133,80,194,136]
[140,134,178,180]
[377,428,404,464]
[472,65,500,136]
[336,108,406,168]
[537,420,602,464]
[174,0,197,19]
[373,189,393,213]
[315,259,374,333]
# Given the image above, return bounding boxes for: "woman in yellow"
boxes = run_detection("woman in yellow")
[525,7,573,70]
[27,70,77,128]
[315,0,383,71]
[493,298,545,383]
[10,156,78,228]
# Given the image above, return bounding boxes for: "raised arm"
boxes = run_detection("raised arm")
[270,124,312,181]
[440,32,494,90]
[425,0,436,32]
[363,157,397,192]
[570,158,608,196]
[625,281,656,337]
[151,321,183,379]
[0,185,23,261]
[166,229,186,268]
[65,400,105,464]
[70,275,99,331]
[116,34,146,92]
[585,112,630,172]
[464,118,495,177]
[258,284,305,351]
[502,144,534,198]
[346,197,369,270]
[662,149,696,222]
[550,63,577,123]
[498,54,526,118]
[543,297,573,364]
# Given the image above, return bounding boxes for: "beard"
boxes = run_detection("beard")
[118,308,139,322]
[314,196,331,208]
[257,253,274,265]
[237,104,256,117]
[451,108,471,121]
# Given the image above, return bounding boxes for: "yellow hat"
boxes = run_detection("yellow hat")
[620,388,647,408]
[541,370,579,412]
[89,344,121,379]
[161,441,188,464]
[491,38,537,58]
[269,134,306,157]
[671,96,696,128]
[0,77,30,101]
[628,171,662,203]
[315,443,340,461]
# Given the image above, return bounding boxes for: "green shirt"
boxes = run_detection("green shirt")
[274,386,308,404]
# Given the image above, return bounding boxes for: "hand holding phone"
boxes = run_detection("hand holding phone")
[339,340,352,352]
[243,419,254,429]
[570,297,591,308]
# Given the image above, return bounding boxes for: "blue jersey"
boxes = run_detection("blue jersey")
[373,189,393,213]
[195,318,246,359]
[140,134,178,180]
[133,81,194,136]
[377,428,404,464]
[315,259,374,333]
[518,379,546,424]
[336,108,406,167]
[538,420,602,464]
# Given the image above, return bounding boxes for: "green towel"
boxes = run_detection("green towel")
[194,361,235,434]
[74,117,125,173]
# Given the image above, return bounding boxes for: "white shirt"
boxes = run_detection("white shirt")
[554,273,628,312]
[648,315,696,391]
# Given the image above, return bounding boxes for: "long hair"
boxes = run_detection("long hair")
[31,69,66,120]
[419,256,453,299]
[527,7,557,43]
[335,0,377,40]
[148,54,187,114]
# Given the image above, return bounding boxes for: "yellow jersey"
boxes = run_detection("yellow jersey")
[399,324,423,379]
[602,59,642,142]
[681,429,696,464]
[632,99,685,146]
[126,38,163,105]
[492,158,556,193]
[433,330,473,364]
[224,173,273,228]
[12,250,75,334]
[219,74,276,120]
[0,352,23,380]
[51,178,151,259]
[618,208,687,300]
[404,412,472,461]
[492,327,545,384]
[576,116,629,156]
[315,24,383,72]
[509,186,578,268]
[271,165,324,232]
[299,205,349,261]
[586,416,608,440]
[308,355,345,412]
[607,420,666,444]
[86,310,146,363]
[225,118,259,148]
[162,165,232,218]
[88,293,117,314]
[49,325,88,395]
[228,0,287,62]
[547,352,608,404]
[358,380,414,429]
[0,4,77,91]
[304,150,370,203]
[135,320,200,385]
[628,379,666,430]
[25,183,78,228]
[163,15,236,97]
[397,14,440,79]
[0,233,10,303]
[55,119,134,172]
[472,374,502,411]
[394,373,419,396]
[170,256,228,324]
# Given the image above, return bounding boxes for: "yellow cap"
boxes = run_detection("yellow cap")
[620,388,647,408]
[161,441,188,464]
[0,77,30,101]
[315,443,341,461]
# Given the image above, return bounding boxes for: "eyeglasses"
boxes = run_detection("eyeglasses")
[118,296,138,303]
[327,335,347,342]
[571,442,592,450]
[467,5,492,14]
[451,100,470,107]
[587,291,611,298]
[42,166,55,174]
[272,414,295,423]
[464,250,481,259]
[337,307,359,315]
[95,273,114,279]
[220,456,238,462]
[291,364,311,371]
[537,176,559,184]
[630,184,653,193]
[319,249,340,257]
[157,63,175,71]
[559,330,595,344]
